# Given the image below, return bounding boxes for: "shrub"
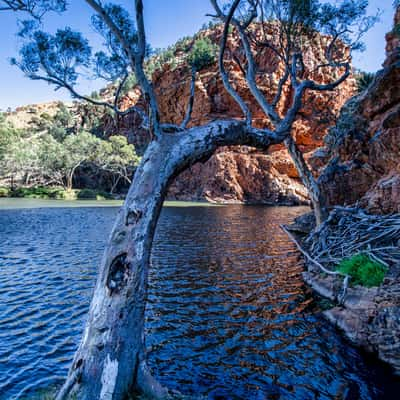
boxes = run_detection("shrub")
[355,70,375,93]
[0,187,9,197]
[11,187,62,199]
[77,188,112,200]
[336,253,388,288]
[77,188,98,199]
[187,38,218,71]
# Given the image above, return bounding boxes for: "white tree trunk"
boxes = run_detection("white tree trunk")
[57,121,276,400]
[284,136,328,225]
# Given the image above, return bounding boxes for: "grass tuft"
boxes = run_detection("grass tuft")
[336,253,388,288]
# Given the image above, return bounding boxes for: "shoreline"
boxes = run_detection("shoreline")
[285,216,400,377]
[0,197,227,210]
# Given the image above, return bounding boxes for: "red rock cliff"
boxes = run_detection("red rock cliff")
[314,7,400,213]
[117,24,356,204]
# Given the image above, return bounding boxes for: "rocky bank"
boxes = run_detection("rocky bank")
[313,7,400,214]
[302,251,400,376]
[300,6,400,376]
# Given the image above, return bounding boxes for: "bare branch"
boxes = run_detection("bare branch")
[272,66,289,107]
[85,0,161,137]
[114,73,129,109]
[85,0,135,62]
[211,0,281,125]
[0,0,65,18]
[133,0,161,137]
[284,135,327,225]
[217,0,252,126]
[181,67,196,129]
[231,50,246,77]
[27,70,149,129]
[306,62,351,91]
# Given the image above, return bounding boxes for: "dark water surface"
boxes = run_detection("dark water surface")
[0,203,398,399]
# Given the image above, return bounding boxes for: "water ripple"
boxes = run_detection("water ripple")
[0,205,398,399]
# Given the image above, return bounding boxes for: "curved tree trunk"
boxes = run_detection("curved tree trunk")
[57,121,276,400]
[284,136,328,226]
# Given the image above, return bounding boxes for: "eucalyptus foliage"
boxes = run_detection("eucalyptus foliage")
[0,111,140,191]
[0,0,66,18]
[188,38,218,71]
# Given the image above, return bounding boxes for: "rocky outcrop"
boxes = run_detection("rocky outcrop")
[291,205,400,375]
[314,7,400,213]
[298,11,400,373]
[167,146,308,204]
[118,24,356,204]
[303,266,400,375]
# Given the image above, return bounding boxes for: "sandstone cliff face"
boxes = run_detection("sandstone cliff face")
[314,7,400,213]
[118,24,356,204]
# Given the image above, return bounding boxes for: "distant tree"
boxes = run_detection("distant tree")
[355,70,375,92]
[0,114,24,188]
[0,133,38,189]
[0,113,17,161]
[9,1,377,399]
[187,37,218,71]
[96,135,140,193]
[0,0,66,18]
[60,131,101,190]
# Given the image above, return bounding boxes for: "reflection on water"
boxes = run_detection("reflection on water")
[146,206,399,399]
[0,204,398,399]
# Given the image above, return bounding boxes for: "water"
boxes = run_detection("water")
[0,201,398,399]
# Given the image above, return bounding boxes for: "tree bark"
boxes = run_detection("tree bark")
[284,136,328,225]
[66,173,73,191]
[57,120,277,400]
[110,175,121,194]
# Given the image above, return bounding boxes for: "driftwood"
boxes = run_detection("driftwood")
[306,207,400,267]
[280,224,341,276]
[281,224,350,304]
[283,207,400,305]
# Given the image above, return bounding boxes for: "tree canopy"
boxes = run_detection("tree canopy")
[0,109,140,191]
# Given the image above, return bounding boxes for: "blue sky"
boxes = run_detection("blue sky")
[0,0,395,110]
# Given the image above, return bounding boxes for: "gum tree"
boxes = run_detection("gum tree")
[96,135,141,194]
[9,1,375,399]
[210,0,377,225]
[0,0,65,17]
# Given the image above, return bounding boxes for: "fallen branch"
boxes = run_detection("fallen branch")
[281,224,350,304]
[280,224,341,275]
[307,207,400,266]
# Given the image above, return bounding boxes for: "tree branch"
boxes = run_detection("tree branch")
[305,62,351,91]
[85,0,160,137]
[181,67,196,129]
[27,72,149,129]
[211,0,281,125]
[85,0,135,63]
[133,0,161,137]
[217,0,252,126]
[272,66,290,107]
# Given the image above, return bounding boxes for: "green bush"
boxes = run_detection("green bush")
[54,189,77,200]
[336,253,388,288]
[0,187,10,197]
[76,188,112,200]
[9,187,76,200]
[187,37,218,71]
[355,70,375,93]
[11,187,59,199]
